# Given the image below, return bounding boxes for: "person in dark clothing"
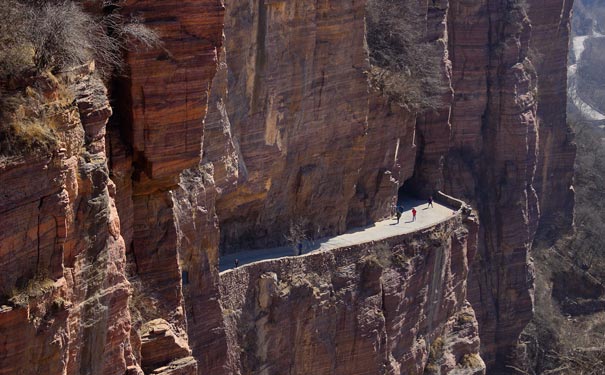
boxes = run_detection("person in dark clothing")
[427,196,433,208]
[297,243,303,255]
[234,258,239,268]
[396,209,402,224]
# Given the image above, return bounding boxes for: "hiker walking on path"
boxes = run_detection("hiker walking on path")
[234,258,239,268]
[412,207,417,221]
[427,196,433,208]
[395,205,402,224]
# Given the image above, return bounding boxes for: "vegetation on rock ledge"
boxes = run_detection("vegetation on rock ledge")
[0,0,160,157]
[365,0,446,112]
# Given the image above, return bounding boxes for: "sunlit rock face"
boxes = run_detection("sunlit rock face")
[220,214,484,375]
[0,0,575,373]
[213,0,418,253]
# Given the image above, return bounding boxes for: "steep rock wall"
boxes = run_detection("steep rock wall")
[0,1,226,374]
[0,65,138,375]
[214,0,418,251]
[112,0,227,373]
[0,0,576,373]
[220,214,484,375]
[429,0,574,369]
[529,0,576,241]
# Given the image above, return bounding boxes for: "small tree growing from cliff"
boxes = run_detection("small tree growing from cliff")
[284,218,310,255]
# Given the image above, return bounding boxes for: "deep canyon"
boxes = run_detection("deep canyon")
[0,0,576,374]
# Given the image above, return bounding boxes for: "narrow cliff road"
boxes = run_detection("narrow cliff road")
[219,198,458,273]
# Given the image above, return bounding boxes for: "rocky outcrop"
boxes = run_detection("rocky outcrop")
[529,0,576,240]
[112,1,227,374]
[0,64,138,374]
[0,0,226,374]
[220,213,483,375]
[437,0,574,369]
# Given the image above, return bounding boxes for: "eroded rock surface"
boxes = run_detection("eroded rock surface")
[220,214,483,374]
[0,0,575,373]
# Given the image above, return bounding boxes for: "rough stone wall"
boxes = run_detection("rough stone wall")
[220,214,484,375]
[0,65,139,375]
[215,0,419,251]
[529,0,576,240]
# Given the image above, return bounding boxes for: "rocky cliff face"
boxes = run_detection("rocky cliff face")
[0,64,137,374]
[220,214,483,375]
[0,0,575,374]
[440,0,543,369]
[213,0,417,251]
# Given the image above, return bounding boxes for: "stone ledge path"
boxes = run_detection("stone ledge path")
[219,198,458,273]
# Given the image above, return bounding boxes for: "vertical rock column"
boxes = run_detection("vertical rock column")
[445,0,541,369]
[528,0,576,240]
[406,0,455,197]
[0,65,138,375]
[116,0,225,373]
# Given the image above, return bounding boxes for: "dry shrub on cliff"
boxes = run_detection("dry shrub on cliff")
[1,274,55,307]
[0,0,160,156]
[0,0,160,79]
[365,0,446,112]
[0,83,62,156]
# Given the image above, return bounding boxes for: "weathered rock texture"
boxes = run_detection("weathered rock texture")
[440,0,542,369]
[214,0,418,251]
[113,1,227,374]
[437,0,574,370]
[0,0,575,373]
[220,213,484,374]
[0,64,138,374]
[530,0,576,240]
[0,0,226,374]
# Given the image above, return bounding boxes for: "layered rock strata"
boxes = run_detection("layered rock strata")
[0,64,138,374]
[113,0,227,374]
[0,0,576,373]
[214,0,418,251]
[529,0,576,240]
[220,212,483,375]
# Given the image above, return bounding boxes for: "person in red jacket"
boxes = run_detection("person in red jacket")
[412,207,417,222]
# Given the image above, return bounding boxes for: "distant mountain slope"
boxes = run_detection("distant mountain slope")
[568,0,605,124]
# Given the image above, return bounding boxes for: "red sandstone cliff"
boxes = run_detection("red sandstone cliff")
[0,64,138,374]
[220,214,483,374]
[0,0,575,374]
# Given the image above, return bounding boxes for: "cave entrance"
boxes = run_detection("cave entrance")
[397,178,420,210]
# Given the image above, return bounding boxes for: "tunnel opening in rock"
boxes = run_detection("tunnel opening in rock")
[396,178,427,212]
[398,178,420,202]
